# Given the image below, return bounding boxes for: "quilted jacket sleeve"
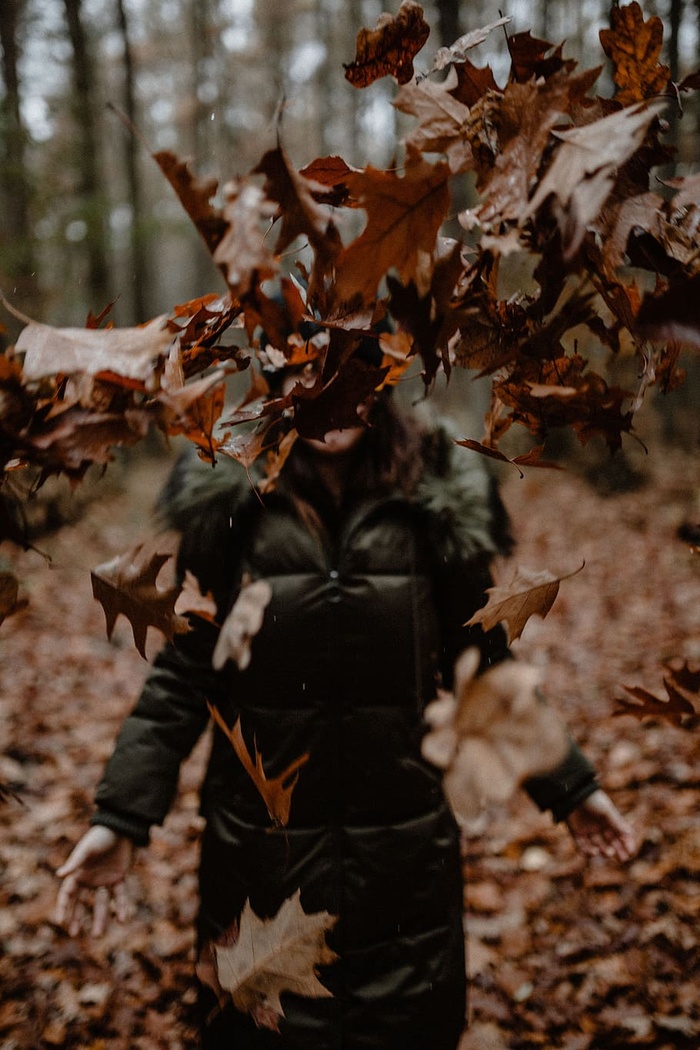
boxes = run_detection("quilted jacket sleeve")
[92,622,225,846]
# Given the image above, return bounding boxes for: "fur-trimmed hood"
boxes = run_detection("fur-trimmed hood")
[157,421,512,570]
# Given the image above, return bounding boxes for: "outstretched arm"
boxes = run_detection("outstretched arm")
[55,825,134,937]
[566,789,638,862]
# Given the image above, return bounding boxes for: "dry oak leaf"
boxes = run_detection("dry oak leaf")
[17,315,173,388]
[197,890,337,1033]
[91,544,190,658]
[153,150,227,254]
[174,569,218,624]
[599,1,670,107]
[333,151,450,306]
[207,708,309,828]
[344,0,430,88]
[466,563,584,643]
[212,577,273,671]
[522,98,667,261]
[422,649,568,822]
[615,662,700,727]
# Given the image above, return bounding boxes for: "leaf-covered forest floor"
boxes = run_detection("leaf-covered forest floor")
[1,433,699,1050]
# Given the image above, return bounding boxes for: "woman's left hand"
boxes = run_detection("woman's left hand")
[566,789,638,862]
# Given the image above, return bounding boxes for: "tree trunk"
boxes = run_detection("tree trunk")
[62,0,111,315]
[0,0,38,342]
[115,0,149,322]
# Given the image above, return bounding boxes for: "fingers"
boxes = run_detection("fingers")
[91,886,111,938]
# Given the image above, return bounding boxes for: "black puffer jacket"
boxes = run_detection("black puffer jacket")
[93,427,597,1050]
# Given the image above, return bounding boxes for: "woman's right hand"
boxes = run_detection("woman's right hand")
[55,825,135,937]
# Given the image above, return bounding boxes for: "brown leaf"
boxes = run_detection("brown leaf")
[91,544,190,658]
[343,0,430,88]
[522,99,667,260]
[599,2,670,107]
[615,661,700,726]
[507,31,576,83]
[466,562,585,643]
[197,890,337,1032]
[455,439,562,477]
[174,569,218,624]
[158,373,227,463]
[394,71,474,174]
[256,148,342,258]
[422,650,569,821]
[333,151,450,306]
[299,156,363,208]
[292,356,387,442]
[207,709,309,828]
[152,150,227,254]
[17,316,172,386]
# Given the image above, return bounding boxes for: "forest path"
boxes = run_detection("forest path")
[0,443,698,1050]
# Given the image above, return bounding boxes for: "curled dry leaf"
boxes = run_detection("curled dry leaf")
[615,661,700,727]
[91,544,190,658]
[466,562,585,643]
[212,577,273,671]
[207,708,309,828]
[343,0,430,88]
[197,890,337,1033]
[422,649,569,822]
[174,569,218,623]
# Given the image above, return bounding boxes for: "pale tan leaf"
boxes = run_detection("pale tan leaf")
[18,316,173,386]
[197,890,337,1033]
[430,16,511,72]
[522,99,667,259]
[422,650,568,822]
[174,569,218,623]
[212,578,273,671]
[466,562,585,643]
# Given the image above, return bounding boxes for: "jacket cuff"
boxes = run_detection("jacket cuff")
[91,807,152,847]
[524,739,599,823]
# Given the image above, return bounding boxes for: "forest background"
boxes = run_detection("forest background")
[1,1,700,1047]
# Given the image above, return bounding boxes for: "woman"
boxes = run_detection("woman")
[56,359,636,1049]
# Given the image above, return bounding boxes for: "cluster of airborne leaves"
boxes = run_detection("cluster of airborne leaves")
[1,1,698,495]
[3,1,700,1031]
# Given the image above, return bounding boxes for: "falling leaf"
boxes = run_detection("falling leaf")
[197,890,337,1032]
[207,708,309,828]
[333,151,450,306]
[456,439,562,477]
[17,316,173,387]
[211,177,279,297]
[394,70,474,174]
[521,99,667,259]
[153,150,227,254]
[91,544,190,658]
[422,649,569,822]
[430,16,511,72]
[343,0,430,88]
[599,2,670,107]
[212,578,273,671]
[466,563,585,643]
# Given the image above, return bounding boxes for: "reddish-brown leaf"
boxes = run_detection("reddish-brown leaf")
[466,563,585,643]
[91,545,190,658]
[333,151,450,306]
[153,150,226,254]
[343,0,430,88]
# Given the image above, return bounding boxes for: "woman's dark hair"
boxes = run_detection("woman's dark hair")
[282,389,426,523]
